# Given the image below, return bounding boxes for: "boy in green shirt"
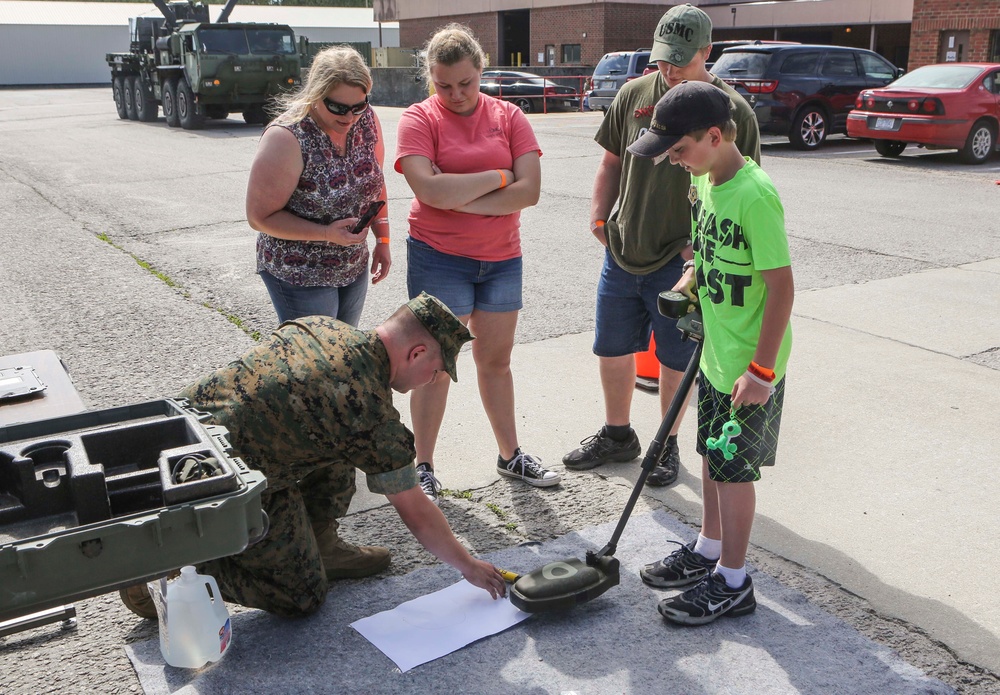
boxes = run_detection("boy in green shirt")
[628,81,794,625]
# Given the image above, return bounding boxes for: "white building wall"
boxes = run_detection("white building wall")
[0,25,400,86]
[0,2,400,86]
[0,26,127,85]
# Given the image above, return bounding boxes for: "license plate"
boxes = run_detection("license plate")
[600,81,615,90]
[874,117,896,130]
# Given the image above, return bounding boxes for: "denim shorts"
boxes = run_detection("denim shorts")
[406,237,522,316]
[593,249,696,372]
[259,270,368,327]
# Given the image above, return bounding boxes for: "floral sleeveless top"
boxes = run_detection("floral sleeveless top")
[256,109,383,287]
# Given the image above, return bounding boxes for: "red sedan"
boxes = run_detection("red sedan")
[847,62,1000,164]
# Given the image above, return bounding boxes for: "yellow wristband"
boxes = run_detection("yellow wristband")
[496,169,507,189]
[376,237,390,244]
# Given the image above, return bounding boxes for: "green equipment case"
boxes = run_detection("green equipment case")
[0,398,267,623]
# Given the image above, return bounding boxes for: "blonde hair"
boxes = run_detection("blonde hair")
[689,119,738,142]
[271,45,372,126]
[422,23,485,83]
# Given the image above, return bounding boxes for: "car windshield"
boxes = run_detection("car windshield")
[891,65,983,89]
[595,54,629,75]
[247,29,296,55]
[198,28,251,55]
[711,51,770,77]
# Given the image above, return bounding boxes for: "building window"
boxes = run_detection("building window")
[562,44,581,64]
[991,31,1000,63]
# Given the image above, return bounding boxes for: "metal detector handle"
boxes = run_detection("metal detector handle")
[591,314,704,561]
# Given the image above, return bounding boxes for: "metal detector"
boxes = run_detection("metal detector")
[508,291,704,613]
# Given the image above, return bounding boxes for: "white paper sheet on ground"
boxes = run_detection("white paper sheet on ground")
[350,579,532,672]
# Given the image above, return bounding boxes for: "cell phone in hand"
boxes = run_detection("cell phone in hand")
[350,200,386,234]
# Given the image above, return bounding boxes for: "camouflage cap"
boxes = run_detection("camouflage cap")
[405,292,474,381]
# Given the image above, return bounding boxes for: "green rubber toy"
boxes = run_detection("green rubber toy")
[707,418,742,461]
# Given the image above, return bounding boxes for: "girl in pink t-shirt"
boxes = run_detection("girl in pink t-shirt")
[395,24,560,499]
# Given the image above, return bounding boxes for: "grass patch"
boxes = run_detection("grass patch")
[133,258,177,287]
[216,309,261,342]
[94,230,262,343]
[485,503,508,520]
[442,489,473,500]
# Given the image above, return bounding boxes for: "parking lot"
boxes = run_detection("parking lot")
[1,87,999,693]
[761,133,1000,172]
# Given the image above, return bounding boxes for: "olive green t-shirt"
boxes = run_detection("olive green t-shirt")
[595,73,761,275]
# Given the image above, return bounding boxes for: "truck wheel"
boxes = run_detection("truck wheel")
[124,76,138,121]
[134,77,158,122]
[163,78,180,128]
[177,78,205,130]
[112,77,128,120]
[242,104,267,126]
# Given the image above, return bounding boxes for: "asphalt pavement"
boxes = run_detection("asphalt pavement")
[0,88,998,694]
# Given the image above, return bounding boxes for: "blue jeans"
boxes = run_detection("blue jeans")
[406,237,522,316]
[259,270,368,327]
[593,250,696,372]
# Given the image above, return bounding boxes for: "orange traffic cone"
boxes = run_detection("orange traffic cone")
[635,334,659,391]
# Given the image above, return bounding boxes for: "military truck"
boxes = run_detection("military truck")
[106,0,301,129]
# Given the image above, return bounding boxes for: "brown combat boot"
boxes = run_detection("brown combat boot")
[119,569,181,620]
[313,522,391,580]
[120,583,158,620]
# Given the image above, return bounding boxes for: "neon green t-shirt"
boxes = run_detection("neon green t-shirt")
[692,159,792,392]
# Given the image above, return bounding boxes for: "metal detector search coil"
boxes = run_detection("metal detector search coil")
[507,303,705,615]
[509,554,620,613]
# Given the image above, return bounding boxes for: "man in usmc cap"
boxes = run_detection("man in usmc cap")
[121,293,507,619]
[564,3,760,487]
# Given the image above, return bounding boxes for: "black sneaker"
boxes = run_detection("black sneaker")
[497,449,560,487]
[639,540,715,588]
[657,572,757,626]
[646,435,680,487]
[416,462,441,504]
[562,427,641,470]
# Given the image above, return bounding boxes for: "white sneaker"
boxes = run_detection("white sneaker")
[416,462,442,504]
[497,449,561,487]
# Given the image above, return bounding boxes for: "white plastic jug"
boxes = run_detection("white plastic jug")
[156,566,232,669]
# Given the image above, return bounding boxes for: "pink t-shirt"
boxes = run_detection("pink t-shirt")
[394,94,541,261]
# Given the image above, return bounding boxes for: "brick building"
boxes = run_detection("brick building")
[910,0,1000,69]
[374,0,912,69]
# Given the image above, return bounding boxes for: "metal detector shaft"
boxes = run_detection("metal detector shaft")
[590,312,704,562]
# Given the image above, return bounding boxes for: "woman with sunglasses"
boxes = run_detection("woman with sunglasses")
[395,24,560,501]
[246,45,390,328]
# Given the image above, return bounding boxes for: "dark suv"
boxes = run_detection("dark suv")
[711,44,903,149]
[588,49,650,112]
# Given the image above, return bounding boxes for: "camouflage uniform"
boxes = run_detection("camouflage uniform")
[180,317,419,617]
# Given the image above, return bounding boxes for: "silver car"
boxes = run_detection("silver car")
[587,49,650,112]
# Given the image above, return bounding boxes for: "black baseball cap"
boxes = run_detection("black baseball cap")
[627,81,734,160]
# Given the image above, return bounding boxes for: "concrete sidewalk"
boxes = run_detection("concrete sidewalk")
[126,511,954,694]
[354,269,1000,677]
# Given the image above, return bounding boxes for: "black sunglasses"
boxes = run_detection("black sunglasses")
[322,95,369,116]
